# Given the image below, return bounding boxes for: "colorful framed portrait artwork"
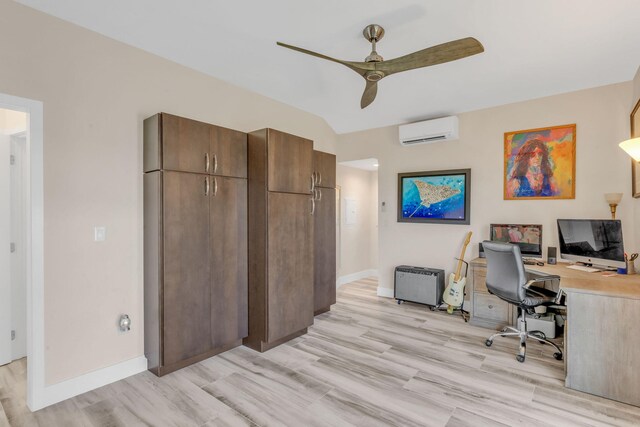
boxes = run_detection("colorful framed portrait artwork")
[504,124,576,200]
[397,169,470,224]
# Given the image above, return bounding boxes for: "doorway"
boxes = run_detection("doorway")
[0,93,44,412]
[0,112,27,366]
[336,158,379,286]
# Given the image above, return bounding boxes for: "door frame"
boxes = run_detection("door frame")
[0,93,44,411]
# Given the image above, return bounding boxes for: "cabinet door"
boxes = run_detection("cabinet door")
[162,113,211,173]
[313,150,336,189]
[314,188,336,312]
[163,171,212,366]
[267,192,314,342]
[267,130,313,194]
[210,177,248,348]
[211,126,247,178]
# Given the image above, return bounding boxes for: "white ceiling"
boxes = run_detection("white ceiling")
[339,158,379,172]
[16,0,640,134]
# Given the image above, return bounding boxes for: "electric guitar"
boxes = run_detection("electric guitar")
[443,231,473,313]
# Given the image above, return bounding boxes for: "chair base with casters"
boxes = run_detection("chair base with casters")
[485,305,563,363]
[480,240,564,363]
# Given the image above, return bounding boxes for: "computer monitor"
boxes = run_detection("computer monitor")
[489,224,543,257]
[557,219,625,269]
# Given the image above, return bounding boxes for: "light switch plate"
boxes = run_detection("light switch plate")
[94,226,106,242]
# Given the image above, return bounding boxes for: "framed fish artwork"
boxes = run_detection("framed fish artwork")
[397,169,471,224]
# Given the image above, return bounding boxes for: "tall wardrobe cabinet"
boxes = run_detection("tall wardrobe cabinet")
[144,113,248,376]
[312,150,337,315]
[245,129,315,352]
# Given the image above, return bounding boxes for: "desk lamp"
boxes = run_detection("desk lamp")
[605,193,622,219]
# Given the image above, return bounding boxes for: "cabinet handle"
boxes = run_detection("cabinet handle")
[318,171,322,186]
[205,153,210,172]
[311,197,315,215]
[213,176,218,196]
[205,176,209,195]
[213,154,218,173]
[316,188,322,201]
[310,174,315,192]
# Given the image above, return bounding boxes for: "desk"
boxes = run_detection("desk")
[470,258,640,407]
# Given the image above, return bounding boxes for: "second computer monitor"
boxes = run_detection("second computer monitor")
[489,224,543,257]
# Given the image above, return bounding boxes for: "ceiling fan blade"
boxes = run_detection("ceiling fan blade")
[360,80,378,109]
[376,37,484,76]
[277,42,373,77]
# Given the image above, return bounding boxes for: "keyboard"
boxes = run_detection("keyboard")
[566,264,602,273]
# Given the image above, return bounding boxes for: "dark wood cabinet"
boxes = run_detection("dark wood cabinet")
[313,187,336,315]
[144,113,247,178]
[210,176,248,348]
[144,114,248,376]
[246,128,315,352]
[144,113,211,174]
[267,192,314,342]
[162,171,212,366]
[211,125,247,179]
[313,150,336,189]
[312,150,337,315]
[261,129,313,194]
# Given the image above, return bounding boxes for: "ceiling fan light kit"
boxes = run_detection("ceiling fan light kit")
[277,24,484,109]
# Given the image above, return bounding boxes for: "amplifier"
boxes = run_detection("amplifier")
[394,265,445,307]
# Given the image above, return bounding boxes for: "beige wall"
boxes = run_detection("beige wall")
[633,67,640,106]
[338,82,636,293]
[337,165,378,277]
[0,1,337,385]
[631,67,640,261]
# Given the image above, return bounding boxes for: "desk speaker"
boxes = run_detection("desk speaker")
[547,247,557,265]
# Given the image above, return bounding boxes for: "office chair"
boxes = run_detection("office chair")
[482,241,563,363]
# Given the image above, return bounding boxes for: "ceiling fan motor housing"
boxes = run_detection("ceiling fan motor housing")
[366,70,385,82]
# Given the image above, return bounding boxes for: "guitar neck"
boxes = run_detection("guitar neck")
[454,232,472,281]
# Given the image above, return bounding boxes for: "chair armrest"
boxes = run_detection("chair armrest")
[525,287,551,298]
[524,275,561,289]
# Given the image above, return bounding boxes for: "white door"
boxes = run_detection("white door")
[0,130,10,365]
[10,133,27,360]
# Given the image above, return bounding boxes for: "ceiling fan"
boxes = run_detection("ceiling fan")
[277,24,484,109]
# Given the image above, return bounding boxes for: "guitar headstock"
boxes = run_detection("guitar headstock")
[463,231,472,246]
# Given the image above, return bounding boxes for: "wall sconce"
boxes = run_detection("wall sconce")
[619,137,640,161]
[604,193,623,219]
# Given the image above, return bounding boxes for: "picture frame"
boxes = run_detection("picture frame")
[631,98,640,198]
[504,124,576,200]
[397,169,470,224]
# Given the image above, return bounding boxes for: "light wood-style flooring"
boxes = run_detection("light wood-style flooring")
[2,278,640,426]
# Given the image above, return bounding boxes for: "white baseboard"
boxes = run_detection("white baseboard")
[337,269,378,288]
[33,356,147,410]
[376,287,394,298]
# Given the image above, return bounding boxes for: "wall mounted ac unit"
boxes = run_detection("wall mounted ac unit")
[399,116,459,146]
